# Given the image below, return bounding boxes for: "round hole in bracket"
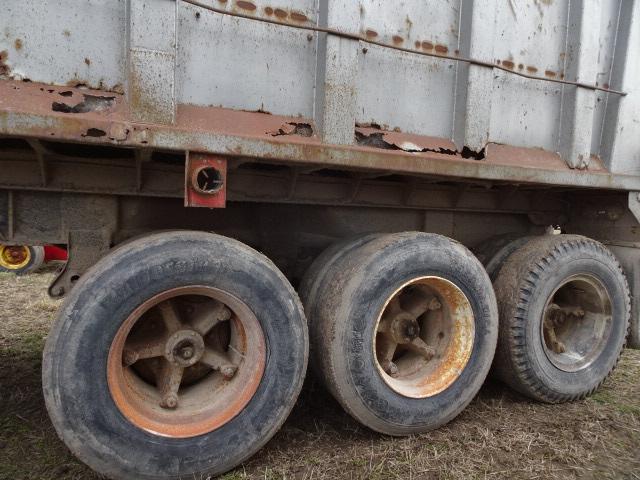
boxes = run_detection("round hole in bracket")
[192,166,224,194]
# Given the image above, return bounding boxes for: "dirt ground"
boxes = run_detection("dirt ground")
[1,268,639,480]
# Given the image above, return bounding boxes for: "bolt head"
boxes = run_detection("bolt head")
[429,299,442,310]
[220,365,237,379]
[179,346,194,360]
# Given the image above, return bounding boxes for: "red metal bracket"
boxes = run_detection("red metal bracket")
[185,152,227,208]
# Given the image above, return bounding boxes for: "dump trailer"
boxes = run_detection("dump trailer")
[1,0,640,478]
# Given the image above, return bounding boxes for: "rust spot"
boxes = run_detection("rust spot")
[414,41,421,48]
[269,122,313,138]
[526,65,538,73]
[63,29,71,37]
[434,45,448,54]
[236,1,256,12]
[274,8,287,18]
[290,11,308,23]
[560,73,565,80]
[544,70,557,78]
[52,94,115,114]
[365,29,378,39]
[264,6,273,15]
[84,58,91,66]
[59,90,73,97]
[83,128,106,138]
[518,63,524,70]
[454,49,460,55]
[603,83,610,89]
[0,50,9,76]
[14,39,22,50]
[392,35,404,45]
[502,60,515,70]
[496,59,501,65]
[422,41,434,51]
[355,127,485,160]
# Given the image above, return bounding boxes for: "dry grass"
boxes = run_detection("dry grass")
[1,269,639,480]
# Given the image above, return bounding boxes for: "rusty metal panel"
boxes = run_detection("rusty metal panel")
[1,0,640,186]
[355,0,461,138]
[176,0,317,118]
[0,0,126,92]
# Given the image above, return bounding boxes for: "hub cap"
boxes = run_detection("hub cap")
[373,276,475,398]
[107,286,266,438]
[541,274,612,372]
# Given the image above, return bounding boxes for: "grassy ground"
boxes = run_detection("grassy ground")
[1,269,639,480]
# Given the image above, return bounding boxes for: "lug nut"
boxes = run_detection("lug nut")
[220,365,237,379]
[220,307,232,321]
[161,394,178,409]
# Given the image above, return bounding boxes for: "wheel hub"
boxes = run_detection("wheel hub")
[166,330,205,367]
[388,313,420,344]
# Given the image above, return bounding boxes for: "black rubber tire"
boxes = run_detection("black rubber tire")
[0,245,45,275]
[43,231,308,480]
[473,233,532,281]
[299,234,381,377]
[309,232,498,435]
[298,234,380,312]
[493,235,630,403]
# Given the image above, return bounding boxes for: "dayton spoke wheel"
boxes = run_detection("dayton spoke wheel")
[374,277,475,399]
[541,274,613,373]
[108,286,266,438]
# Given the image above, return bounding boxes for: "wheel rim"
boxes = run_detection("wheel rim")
[541,274,612,373]
[0,245,30,270]
[372,276,475,398]
[107,286,266,438]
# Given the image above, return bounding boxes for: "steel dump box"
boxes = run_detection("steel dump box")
[1,0,639,188]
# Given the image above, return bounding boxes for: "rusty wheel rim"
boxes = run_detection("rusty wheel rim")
[373,276,475,398]
[0,245,30,270]
[541,274,612,373]
[107,286,266,438]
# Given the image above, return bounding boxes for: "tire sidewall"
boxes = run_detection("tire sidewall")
[43,233,307,480]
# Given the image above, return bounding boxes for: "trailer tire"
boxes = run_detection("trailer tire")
[309,232,498,435]
[493,235,630,402]
[299,234,381,377]
[0,245,45,275]
[473,233,533,281]
[43,231,308,480]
